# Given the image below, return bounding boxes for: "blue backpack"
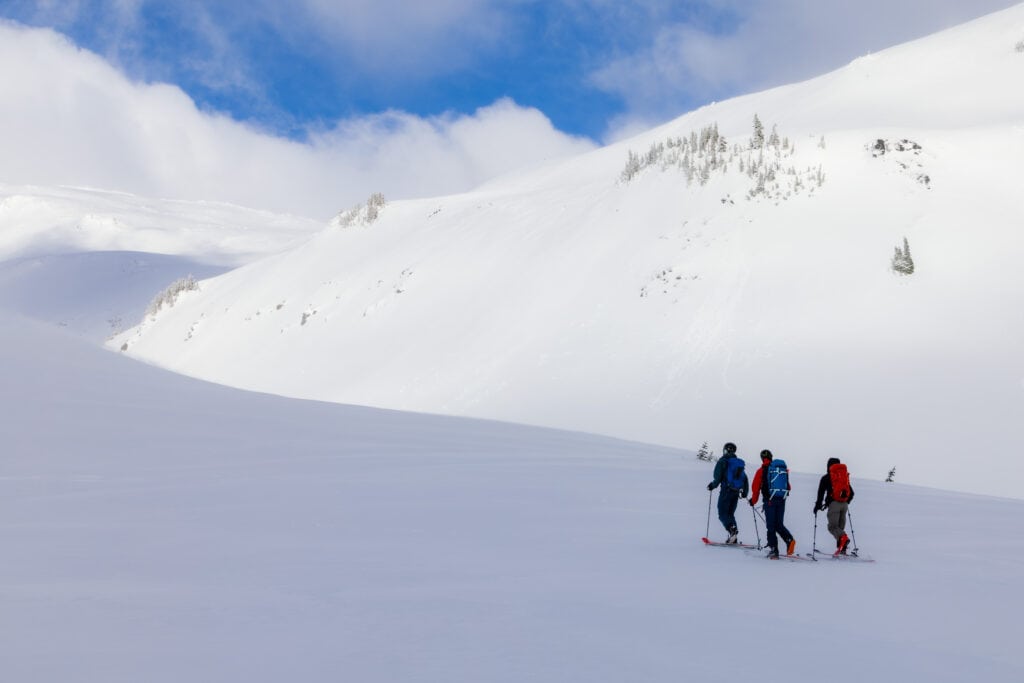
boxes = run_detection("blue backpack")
[767,459,789,499]
[724,457,746,490]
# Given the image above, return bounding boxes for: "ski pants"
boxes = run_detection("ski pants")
[717,487,740,532]
[764,497,793,551]
[827,501,849,542]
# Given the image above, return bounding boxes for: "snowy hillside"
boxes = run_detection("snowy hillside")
[2,313,1023,682]
[0,182,322,264]
[111,6,1024,498]
[0,183,324,340]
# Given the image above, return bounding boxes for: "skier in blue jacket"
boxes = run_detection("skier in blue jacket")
[707,442,749,543]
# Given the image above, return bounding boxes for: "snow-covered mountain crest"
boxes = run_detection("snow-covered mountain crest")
[112,5,1024,498]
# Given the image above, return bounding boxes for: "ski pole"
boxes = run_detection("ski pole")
[753,501,761,548]
[812,509,819,556]
[848,508,859,553]
[706,489,712,539]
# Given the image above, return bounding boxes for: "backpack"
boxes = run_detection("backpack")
[724,457,746,490]
[767,459,789,499]
[829,463,851,502]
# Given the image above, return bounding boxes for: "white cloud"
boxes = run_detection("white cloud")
[0,22,594,219]
[7,1,526,91]
[590,0,1022,138]
[292,0,515,74]
[312,100,595,196]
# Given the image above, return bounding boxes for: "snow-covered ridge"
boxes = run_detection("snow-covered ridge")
[0,182,322,265]
[107,5,1024,499]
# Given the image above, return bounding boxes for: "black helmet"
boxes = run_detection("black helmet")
[827,457,840,469]
[760,449,773,461]
[723,442,737,454]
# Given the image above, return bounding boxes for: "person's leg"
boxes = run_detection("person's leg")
[827,501,844,543]
[717,489,737,532]
[836,502,848,535]
[765,501,779,551]
[835,501,850,552]
[776,499,795,553]
[725,489,739,533]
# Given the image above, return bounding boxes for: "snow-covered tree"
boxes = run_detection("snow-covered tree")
[891,237,915,275]
[366,192,387,222]
[334,192,388,228]
[618,119,821,200]
[752,114,764,149]
[696,441,716,462]
[146,275,199,318]
[621,150,641,182]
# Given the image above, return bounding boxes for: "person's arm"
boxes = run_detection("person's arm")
[750,468,762,505]
[814,475,828,511]
[848,482,855,503]
[708,458,725,490]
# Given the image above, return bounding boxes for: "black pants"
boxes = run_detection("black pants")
[764,498,793,550]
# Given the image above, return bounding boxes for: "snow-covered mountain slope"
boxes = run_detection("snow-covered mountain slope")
[3,312,1023,682]
[110,5,1024,499]
[0,182,322,264]
[0,183,323,339]
[0,251,227,340]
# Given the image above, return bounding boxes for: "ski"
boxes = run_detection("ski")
[744,549,814,561]
[702,537,761,550]
[810,549,876,563]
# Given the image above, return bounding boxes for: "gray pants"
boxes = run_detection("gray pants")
[827,501,849,542]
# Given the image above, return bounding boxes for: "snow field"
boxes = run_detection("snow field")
[2,316,1021,682]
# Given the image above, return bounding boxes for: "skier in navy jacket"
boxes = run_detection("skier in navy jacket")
[707,442,748,544]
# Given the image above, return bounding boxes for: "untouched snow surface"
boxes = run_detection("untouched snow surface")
[109,5,1024,498]
[3,314,1023,682]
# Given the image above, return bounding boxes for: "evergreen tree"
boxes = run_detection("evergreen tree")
[902,237,915,273]
[752,114,764,149]
[891,237,915,275]
[696,441,715,462]
[621,150,641,182]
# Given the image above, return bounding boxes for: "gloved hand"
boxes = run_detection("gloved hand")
[813,504,819,514]
[748,498,755,507]
[707,483,714,491]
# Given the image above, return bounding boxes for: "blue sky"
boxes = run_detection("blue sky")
[0,0,1019,216]
[1,1,733,141]
[4,0,1016,141]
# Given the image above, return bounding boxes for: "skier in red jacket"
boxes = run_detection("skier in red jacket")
[749,449,795,558]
